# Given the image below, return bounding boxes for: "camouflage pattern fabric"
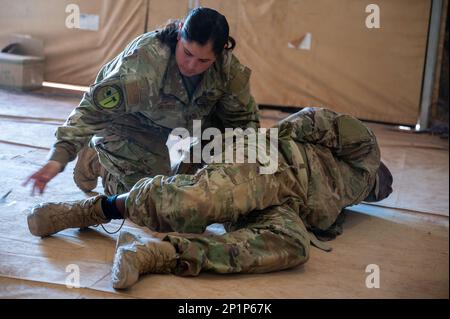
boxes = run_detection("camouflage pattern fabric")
[47,31,260,186]
[280,107,380,230]
[124,107,381,276]
[165,200,310,276]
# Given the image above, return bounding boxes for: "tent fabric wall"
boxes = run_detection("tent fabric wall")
[0,0,147,86]
[0,0,431,124]
[146,0,239,36]
[233,0,431,125]
[147,0,431,125]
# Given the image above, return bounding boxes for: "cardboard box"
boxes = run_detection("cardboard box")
[0,34,44,90]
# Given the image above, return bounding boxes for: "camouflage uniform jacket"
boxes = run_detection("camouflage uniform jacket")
[48,31,260,169]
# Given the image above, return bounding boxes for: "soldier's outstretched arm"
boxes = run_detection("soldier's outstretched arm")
[25,35,166,195]
[48,34,157,170]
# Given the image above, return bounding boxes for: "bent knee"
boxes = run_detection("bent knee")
[271,230,311,271]
[290,236,311,267]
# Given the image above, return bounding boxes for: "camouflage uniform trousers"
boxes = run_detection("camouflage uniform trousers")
[75,138,172,196]
[123,107,381,276]
[96,140,171,196]
[71,112,175,195]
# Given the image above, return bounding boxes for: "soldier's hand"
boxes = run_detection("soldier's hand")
[23,160,63,196]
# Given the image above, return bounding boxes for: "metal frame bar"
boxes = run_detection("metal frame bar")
[417,0,444,130]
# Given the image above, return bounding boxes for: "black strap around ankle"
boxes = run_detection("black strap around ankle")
[101,195,124,220]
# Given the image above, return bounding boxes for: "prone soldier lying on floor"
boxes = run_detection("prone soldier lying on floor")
[26,107,393,289]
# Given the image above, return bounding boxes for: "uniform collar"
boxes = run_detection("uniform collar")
[162,54,223,104]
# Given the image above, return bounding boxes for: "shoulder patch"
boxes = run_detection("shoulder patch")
[93,84,123,110]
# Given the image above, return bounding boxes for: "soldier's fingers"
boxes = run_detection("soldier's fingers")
[36,180,46,195]
[22,178,30,187]
[32,180,43,197]
[22,174,35,187]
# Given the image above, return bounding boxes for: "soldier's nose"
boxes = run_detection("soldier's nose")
[186,60,197,71]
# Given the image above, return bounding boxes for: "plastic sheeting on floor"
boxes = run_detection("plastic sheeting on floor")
[0,89,448,298]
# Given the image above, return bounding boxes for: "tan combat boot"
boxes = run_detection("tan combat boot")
[73,146,103,193]
[111,231,177,289]
[27,195,110,237]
